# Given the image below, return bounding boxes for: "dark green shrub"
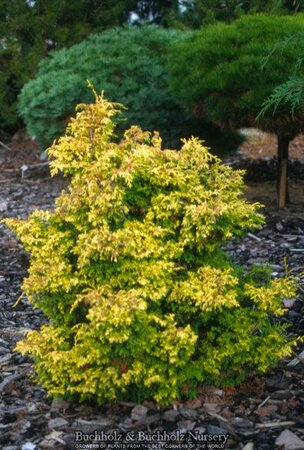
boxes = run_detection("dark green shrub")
[8,93,296,405]
[18,25,211,150]
[169,14,304,207]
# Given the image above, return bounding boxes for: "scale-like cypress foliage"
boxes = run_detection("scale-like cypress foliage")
[7,92,297,405]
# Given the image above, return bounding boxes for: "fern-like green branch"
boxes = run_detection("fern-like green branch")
[258,76,304,119]
[259,30,304,120]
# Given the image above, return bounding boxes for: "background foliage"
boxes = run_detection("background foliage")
[168,13,304,207]
[1,0,303,136]
[178,0,300,27]
[169,13,304,136]
[0,0,179,133]
[18,25,240,150]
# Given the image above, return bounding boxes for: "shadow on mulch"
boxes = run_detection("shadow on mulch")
[244,180,304,220]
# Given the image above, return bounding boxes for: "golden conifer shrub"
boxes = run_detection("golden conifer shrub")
[6,91,297,405]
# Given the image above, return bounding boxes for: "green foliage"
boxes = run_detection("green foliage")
[178,0,287,27]
[18,25,209,149]
[0,0,184,132]
[0,0,156,133]
[259,76,304,118]
[129,0,181,26]
[7,94,297,405]
[169,14,304,138]
[259,33,304,119]
[1,0,303,133]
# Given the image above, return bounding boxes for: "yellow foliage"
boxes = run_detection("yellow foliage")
[6,92,298,404]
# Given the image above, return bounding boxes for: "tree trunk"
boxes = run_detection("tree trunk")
[277,134,290,209]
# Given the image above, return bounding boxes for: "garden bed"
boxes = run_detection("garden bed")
[0,136,303,450]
